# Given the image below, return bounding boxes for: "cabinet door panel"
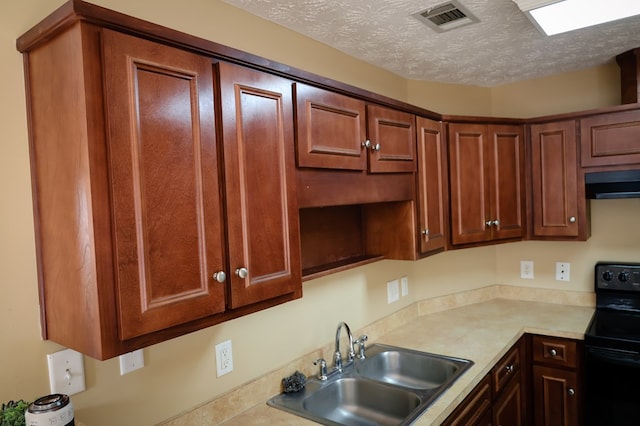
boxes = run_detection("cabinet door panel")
[448,123,491,244]
[442,375,492,426]
[102,29,225,339]
[580,109,640,167]
[416,117,447,253]
[530,122,579,237]
[490,125,525,240]
[219,62,301,308]
[494,379,524,426]
[367,105,416,173]
[533,366,578,426]
[294,83,366,170]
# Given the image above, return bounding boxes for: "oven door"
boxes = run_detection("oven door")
[585,345,640,426]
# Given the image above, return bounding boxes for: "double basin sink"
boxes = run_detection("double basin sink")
[268,343,473,425]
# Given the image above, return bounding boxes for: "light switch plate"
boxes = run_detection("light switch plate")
[401,276,409,296]
[119,349,144,375]
[387,279,400,304]
[47,349,86,396]
[556,262,570,281]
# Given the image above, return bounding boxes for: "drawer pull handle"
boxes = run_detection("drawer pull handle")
[568,388,575,396]
[549,348,558,357]
[505,364,514,374]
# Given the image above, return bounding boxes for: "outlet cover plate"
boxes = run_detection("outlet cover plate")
[119,349,144,375]
[215,340,234,377]
[520,260,534,279]
[47,348,86,396]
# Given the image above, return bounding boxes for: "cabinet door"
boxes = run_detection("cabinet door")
[448,123,491,244]
[367,105,416,173]
[294,83,367,170]
[494,379,524,426]
[442,375,493,426]
[529,121,580,238]
[489,125,525,241]
[102,29,226,339]
[218,62,302,308]
[416,117,448,254]
[580,109,640,167]
[533,366,579,426]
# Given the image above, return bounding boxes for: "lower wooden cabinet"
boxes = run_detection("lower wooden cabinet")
[444,337,526,426]
[442,375,493,426]
[531,335,582,426]
[445,335,584,426]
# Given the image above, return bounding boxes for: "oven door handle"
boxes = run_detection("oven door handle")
[587,346,640,368]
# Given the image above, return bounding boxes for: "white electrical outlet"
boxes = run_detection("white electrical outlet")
[401,276,409,296]
[47,348,86,396]
[520,260,534,279]
[215,340,234,377]
[387,279,400,304]
[556,262,571,282]
[119,349,144,375]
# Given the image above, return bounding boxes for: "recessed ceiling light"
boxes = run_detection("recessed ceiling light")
[513,0,640,36]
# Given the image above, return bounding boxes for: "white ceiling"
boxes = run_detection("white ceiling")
[219,0,640,87]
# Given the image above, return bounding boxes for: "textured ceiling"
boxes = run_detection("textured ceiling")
[219,0,640,87]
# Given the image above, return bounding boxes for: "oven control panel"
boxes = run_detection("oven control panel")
[596,262,640,291]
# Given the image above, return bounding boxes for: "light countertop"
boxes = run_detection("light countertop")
[220,298,594,426]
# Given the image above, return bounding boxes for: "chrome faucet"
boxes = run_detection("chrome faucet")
[334,321,355,371]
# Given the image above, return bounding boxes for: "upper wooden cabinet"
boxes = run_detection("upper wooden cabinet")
[448,123,525,245]
[294,83,416,173]
[580,109,640,168]
[20,21,301,359]
[366,104,417,173]
[217,62,301,309]
[102,30,226,340]
[529,121,589,240]
[416,117,448,254]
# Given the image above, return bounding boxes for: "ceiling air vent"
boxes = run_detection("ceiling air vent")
[413,1,480,33]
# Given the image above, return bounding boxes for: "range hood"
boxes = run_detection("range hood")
[585,169,640,199]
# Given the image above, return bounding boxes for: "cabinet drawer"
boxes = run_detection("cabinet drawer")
[532,335,578,368]
[580,109,640,167]
[491,341,521,396]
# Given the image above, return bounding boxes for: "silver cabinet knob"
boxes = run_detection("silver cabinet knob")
[492,219,500,227]
[371,143,381,151]
[569,216,576,223]
[362,140,371,149]
[212,271,226,283]
[235,267,249,279]
[549,348,558,357]
[486,220,493,227]
[422,229,429,237]
[505,364,514,374]
[568,388,575,396]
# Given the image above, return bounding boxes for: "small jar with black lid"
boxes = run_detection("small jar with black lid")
[25,394,74,426]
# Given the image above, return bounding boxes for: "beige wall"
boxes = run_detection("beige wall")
[2,0,638,425]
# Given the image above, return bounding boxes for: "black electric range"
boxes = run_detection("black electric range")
[584,262,640,426]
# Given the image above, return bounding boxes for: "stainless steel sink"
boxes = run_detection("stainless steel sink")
[356,344,465,390]
[268,343,473,425]
[303,378,421,426]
